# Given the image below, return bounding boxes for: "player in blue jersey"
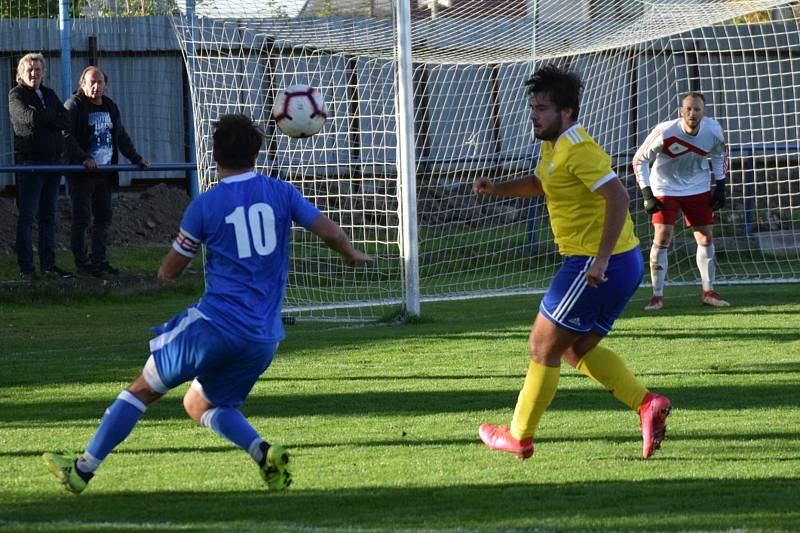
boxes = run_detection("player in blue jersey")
[42,114,372,494]
[473,65,671,461]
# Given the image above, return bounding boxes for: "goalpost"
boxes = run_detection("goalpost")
[173,0,800,321]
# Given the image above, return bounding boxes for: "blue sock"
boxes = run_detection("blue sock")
[85,390,146,461]
[201,407,261,454]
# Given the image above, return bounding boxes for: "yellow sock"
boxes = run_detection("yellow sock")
[509,360,560,440]
[576,345,648,411]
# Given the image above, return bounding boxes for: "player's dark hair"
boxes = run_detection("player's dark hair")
[525,64,583,120]
[212,114,264,169]
[682,91,706,104]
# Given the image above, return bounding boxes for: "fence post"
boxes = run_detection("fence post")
[58,0,71,100]
[185,0,199,198]
[743,146,754,236]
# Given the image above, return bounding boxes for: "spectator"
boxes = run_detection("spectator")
[64,66,150,277]
[8,52,74,280]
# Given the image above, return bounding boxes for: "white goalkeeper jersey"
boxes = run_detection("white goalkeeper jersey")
[632,117,728,197]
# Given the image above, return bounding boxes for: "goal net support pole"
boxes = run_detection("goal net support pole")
[396,0,421,319]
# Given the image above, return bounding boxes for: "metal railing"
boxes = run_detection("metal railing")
[0,163,197,194]
[0,162,196,173]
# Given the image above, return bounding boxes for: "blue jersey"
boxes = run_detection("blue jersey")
[172,171,321,342]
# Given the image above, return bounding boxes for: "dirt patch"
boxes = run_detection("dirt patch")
[0,183,191,255]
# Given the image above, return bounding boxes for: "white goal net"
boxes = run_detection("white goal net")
[173,0,800,320]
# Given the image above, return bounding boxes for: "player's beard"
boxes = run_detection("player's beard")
[534,116,563,142]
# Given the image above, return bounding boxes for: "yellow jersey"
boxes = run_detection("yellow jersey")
[535,124,639,257]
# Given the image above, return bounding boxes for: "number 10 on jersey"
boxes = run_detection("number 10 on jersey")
[225,203,277,258]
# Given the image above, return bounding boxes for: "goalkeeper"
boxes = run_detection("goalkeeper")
[41,114,372,494]
[633,92,730,310]
[473,65,670,461]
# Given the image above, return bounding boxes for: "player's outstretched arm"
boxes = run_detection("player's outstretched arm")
[473,175,543,198]
[308,215,373,267]
[158,248,192,282]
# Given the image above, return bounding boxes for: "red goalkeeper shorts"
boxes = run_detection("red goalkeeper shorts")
[652,191,714,227]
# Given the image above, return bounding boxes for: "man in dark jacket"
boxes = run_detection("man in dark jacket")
[8,52,74,280]
[64,66,150,276]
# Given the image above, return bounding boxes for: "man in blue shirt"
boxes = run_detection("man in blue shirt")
[42,114,372,494]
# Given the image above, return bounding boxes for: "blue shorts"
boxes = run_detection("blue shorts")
[539,247,643,336]
[148,306,277,407]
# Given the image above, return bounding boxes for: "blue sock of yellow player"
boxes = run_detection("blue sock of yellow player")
[84,390,146,468]
[509,360,560,440]
[576,345,647,410]
[200,407,263,460]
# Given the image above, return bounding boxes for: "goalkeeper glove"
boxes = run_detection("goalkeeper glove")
[712,179,726,210]
[641,186,662,215]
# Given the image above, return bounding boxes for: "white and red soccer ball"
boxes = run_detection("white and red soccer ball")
[271,84,328,138]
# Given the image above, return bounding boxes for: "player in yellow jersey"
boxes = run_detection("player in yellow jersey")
[473,65,671,460]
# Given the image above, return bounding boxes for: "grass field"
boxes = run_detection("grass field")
[2,278,800,532]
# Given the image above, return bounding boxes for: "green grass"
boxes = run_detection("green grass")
[1,281,799,531]
[0,247,168,281]
[3,233,798,311]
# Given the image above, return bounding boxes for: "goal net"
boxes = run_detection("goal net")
[173,0,800,320]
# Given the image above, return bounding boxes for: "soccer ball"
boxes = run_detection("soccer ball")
[271,84,328,138]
